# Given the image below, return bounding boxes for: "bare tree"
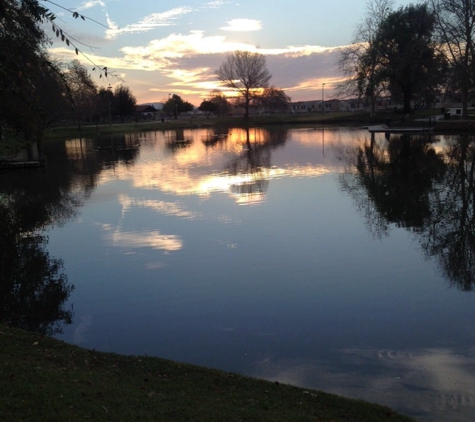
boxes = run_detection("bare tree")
[338,0,394,116]
[216,51,272,118]
[430,0,475,117]
[64,60,98,130]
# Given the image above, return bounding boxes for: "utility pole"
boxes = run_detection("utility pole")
[321,83,325,113]
[108,84,112,126]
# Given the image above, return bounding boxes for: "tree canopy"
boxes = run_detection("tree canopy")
[64,60,97,129]
[339,0,449,114]
[430,0,475,117]
[0,0,52,139]
[198,100,219,117]
[163,94,194,119]
[0,1,101,140]
[113,85,137,121]
[199,91,231,117]
[338,0,394,116]
[375,3,444,113]
[257,87,291,113]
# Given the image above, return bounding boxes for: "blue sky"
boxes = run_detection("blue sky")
[44,0,416,105]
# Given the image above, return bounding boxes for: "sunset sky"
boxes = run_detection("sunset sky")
[45,0,415,106]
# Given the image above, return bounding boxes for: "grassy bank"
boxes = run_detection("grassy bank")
[42,111,475,141]
[0,324,415,422]
[0,133,28,157]
[42,112,370,141]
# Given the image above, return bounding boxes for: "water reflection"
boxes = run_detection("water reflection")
[421,135,475,290]
[92,127,337,202]
[104,225,183,252]
[0,205,73,335]
[201,127,230,147]
[252,347,475,422]
[119,195,201,220]
[224,127,281,202]
[340,133,445,232]
[0,146,86,333]
[166,129,192,151]
[341,131,475,291]
[4,127,475,421]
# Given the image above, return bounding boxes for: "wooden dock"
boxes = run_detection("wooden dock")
[0,142,46,170]
[0,159,45,170]
[367,125,434,134]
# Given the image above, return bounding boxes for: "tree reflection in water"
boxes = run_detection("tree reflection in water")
[341,132,475,291]
[0,134,143,334]
[421,135,475,291]
[0,204,74,335]
[225,127,288,201]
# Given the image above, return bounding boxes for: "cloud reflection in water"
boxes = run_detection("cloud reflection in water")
[252,347,475,422]
[102,225,182,252]
[119,194,201,220]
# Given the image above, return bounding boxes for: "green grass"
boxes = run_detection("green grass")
[0,136,27,157]
[0,324,415,422]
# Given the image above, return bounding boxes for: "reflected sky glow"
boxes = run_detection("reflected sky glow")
[100,163,339,200]
[93,127,343,203]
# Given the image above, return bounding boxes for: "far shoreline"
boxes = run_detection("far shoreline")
[43,111,475,141]
[1,112,472,157]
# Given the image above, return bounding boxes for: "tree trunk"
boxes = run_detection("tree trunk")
[403,86,412,114]
[244,97,250,118]
[460,73,470,117]
[462,90,469,118]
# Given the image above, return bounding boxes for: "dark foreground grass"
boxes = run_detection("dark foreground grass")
[0,325,415,422]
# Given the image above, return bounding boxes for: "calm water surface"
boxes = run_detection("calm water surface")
[2,127,475,421]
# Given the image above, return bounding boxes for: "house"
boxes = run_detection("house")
[135,104,159,120]
[289,100,322,114]
[290,99,368,114]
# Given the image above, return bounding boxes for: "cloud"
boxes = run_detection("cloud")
[49,33,344,103]
[106,7,194,39]
[113,31,341,74]
[48,16,345,103]
[120,31,256,59]
[203,1,229,8]
[220,19,262,32]
[77,0,106,10]
[266,51,343,92]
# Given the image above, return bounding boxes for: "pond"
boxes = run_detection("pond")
[2,126,475,421]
